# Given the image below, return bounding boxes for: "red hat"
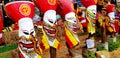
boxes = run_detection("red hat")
[81,0,96,8]
[106,4,115,13]
[33,0,58,13]
[5,1,34,22]
[56,0,74,17]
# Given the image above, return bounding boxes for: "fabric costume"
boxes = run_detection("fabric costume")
[56,0,83,57]
[0,10,3,45]
[4,1,42,58]
[56,0,79,48]
[81,0,97,48]
[33,0,60,50]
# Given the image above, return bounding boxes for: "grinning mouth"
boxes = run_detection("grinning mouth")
[19,39,39,53]
[68,24,77,33]
[43,26,56,36]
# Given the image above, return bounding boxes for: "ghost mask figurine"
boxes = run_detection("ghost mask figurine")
[4,1,42,58]
[81,0,97,35]
[81,0,97,49]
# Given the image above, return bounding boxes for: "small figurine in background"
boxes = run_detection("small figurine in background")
[81,0,97,49]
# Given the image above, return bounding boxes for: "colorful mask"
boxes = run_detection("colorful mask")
[65,12,77,34]
[4,1,42,58]
[19,18,41,58]
[81,0,97,20]
[43,10,57,38]
[86,5,96,20]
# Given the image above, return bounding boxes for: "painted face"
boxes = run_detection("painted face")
[18,18,39,58]
[43,10,57,37]
[19,18,35,38]
[65,12,77,34]
[87,5,96,20]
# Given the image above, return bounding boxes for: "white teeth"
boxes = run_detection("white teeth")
[49,28,54,31]
[25,41,32,44]
[44,26,55,31]
[19,39,33,44]
[44,26,49,30]
[27,49,31,52]
[27,48,34,52]
[31,48,34,51]
[50,34,55,36]
[22,47,27,50]
[46,32,55,36]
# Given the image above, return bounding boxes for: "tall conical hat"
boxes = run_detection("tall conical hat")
[5,1,34,22]
[81,0,96,8]
[56,0,74,17]
[33,0,58,13]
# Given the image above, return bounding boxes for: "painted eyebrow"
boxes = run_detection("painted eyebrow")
[22,29,29,33]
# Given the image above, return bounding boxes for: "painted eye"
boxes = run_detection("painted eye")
[30,31,34,35]
[23,32,29,35]
[93,13,95,15]
[49,20,53,23]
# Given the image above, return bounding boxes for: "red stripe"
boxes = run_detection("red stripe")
[65,34,73,48]
[57,44,60,50]
[20,53,25,58]
[40,42,45,50]
[0,38,2,44]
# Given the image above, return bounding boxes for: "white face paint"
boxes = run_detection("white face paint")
[65,12,77,24]
[65,12,77,34]
[87,5,96,19]
[108,12,115,21]
[43,10,56,26]
[19,18,35,39]
[19,18,39,58]
[43,10,57,37]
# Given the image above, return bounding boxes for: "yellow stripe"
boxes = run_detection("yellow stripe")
[88,23,95,34]
[108,27,113,32]
[42,27,59,49]
[65,27,78,46]
[42,29,50,50]
[37,55,42,58]
[53,39,60,48]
